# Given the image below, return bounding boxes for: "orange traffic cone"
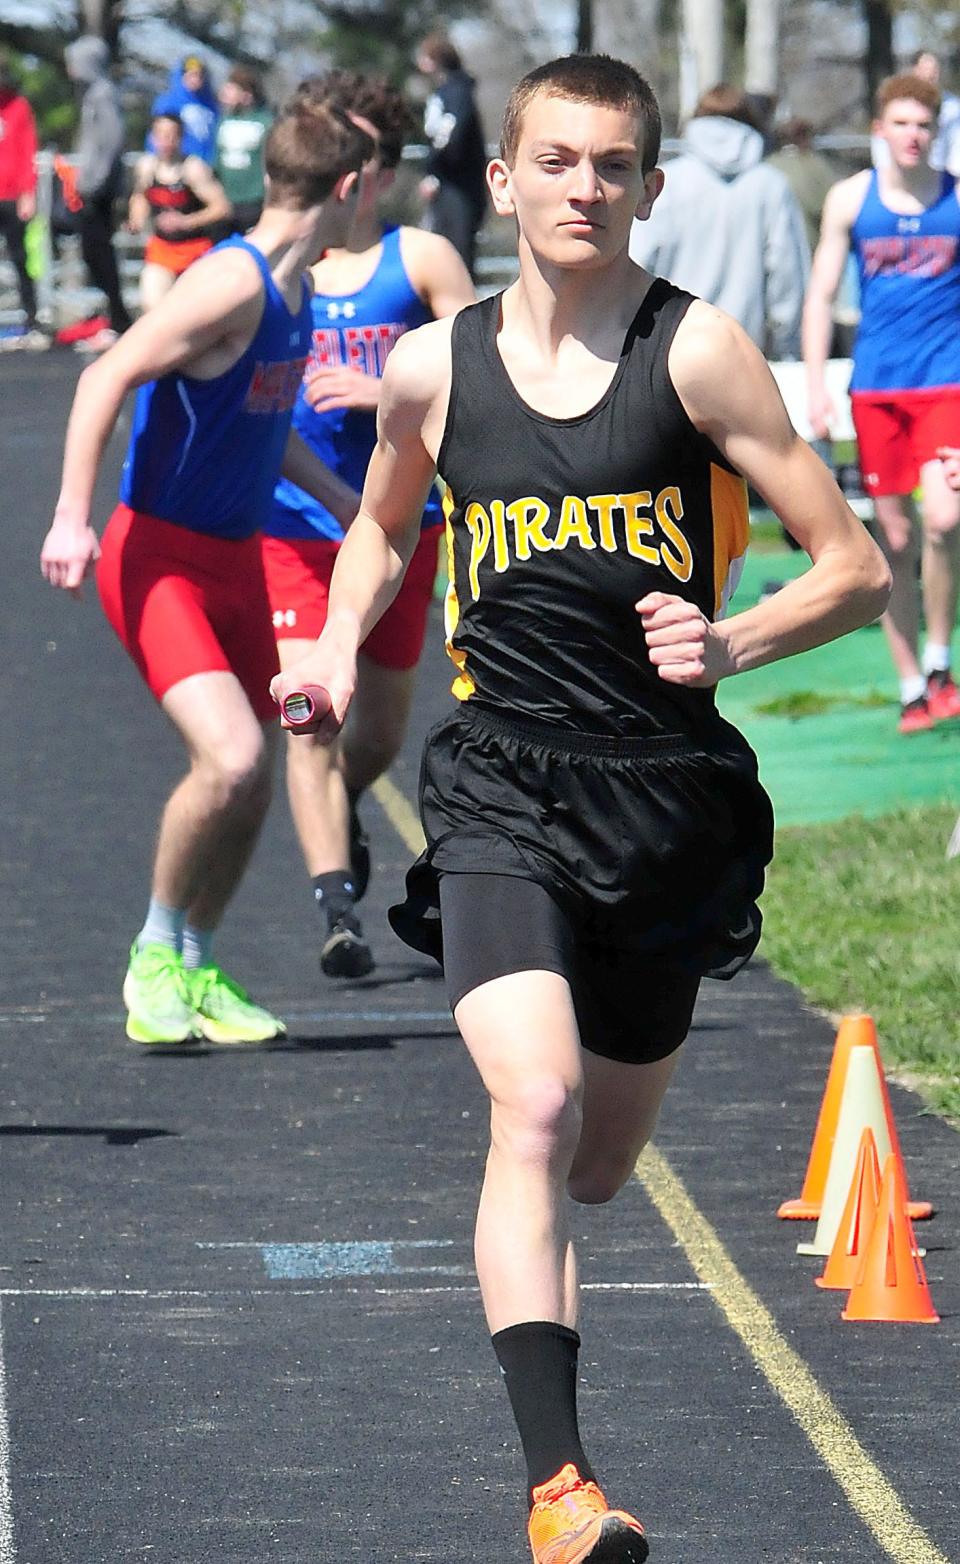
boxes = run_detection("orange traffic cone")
[842,1155,940,1324]
[778,1015,874,1220]
[815,1127,881,1290]
[778,1014,933,1222]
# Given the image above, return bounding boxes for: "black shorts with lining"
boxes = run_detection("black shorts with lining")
[388,705,774,1065]
[439,872,700,1063]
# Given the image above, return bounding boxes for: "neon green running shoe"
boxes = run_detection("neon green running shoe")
[123,942,199,1045]
[187,965,285,1044]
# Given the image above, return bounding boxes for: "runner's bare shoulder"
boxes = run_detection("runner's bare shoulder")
[380,315,454,412]
[822,168,872,228]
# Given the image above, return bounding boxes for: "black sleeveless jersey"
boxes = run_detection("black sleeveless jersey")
[145,162,204,241]
[437,281,750,737]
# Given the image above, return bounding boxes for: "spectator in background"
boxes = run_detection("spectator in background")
[804,72,960,734]
[128,111,230,310]
[151,56,219,164]
[415,31,487,278]
[0,49,47,349]
[912,50,960,176]
[767,117,836,256]
[214,65,272,234]
[629,83,810,359]
[64,35,132,351]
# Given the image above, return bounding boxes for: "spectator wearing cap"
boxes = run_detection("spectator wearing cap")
[151,55,219,164]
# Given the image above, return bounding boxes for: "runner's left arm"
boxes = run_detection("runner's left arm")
[279,430,361,529]
[636,302,891,688]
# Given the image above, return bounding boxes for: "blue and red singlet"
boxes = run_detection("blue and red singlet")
[119,235,312,538]
[850,171,960,392]
[268,225,441,540]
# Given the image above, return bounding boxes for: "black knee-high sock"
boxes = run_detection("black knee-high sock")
[492,1321,597,1506]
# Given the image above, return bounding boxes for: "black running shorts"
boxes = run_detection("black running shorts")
[389,705,774,1063]
[439,871,700,1063]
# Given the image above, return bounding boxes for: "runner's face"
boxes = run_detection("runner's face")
[153,118,182,159]
[490,95,654,269]
[875,98,934,169]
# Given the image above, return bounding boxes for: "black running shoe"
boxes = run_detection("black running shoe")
[348,796,371,902]
[320,913,375,978]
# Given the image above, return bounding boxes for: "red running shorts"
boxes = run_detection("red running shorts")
[850,385,960,497]
[97,504,280,720]
[261,525,442,672]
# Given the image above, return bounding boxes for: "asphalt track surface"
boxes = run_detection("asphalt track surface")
[1,354,958,1564]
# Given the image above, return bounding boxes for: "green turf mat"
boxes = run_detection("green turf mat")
[719,549,960,826]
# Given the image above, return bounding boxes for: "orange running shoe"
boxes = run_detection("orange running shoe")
[898,696,934,735]
[527,1463,649,1564]
[925,671,960,723]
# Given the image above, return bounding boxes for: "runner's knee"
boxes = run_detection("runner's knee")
[490,1074,583,1173]
[195,735,271,811]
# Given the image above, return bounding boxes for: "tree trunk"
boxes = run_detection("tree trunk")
[678,0,724,121]
[744,0,781,98]
[863,0,893,106]
[577,0,593,53]
[80,0,122,56]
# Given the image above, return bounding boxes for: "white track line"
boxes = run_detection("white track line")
[0,1302,15,1562]
[0,1282,710,1300]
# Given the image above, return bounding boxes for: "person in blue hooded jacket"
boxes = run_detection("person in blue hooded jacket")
[150,56,219,163]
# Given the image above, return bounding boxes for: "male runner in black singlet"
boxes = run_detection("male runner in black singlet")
[273,55,890,1564]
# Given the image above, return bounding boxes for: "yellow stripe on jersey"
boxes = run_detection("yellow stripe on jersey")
[442,491,475,701]
[710,464,750,618]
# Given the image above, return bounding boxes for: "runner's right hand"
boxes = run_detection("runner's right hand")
[269,629,358,741]
[807,386,836,442]
[40,516,101,597]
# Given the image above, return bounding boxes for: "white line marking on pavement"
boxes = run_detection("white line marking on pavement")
[0,1302,16,1562]
[0,1283,710,1300]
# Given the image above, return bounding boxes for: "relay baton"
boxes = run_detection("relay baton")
[280,684,332,730]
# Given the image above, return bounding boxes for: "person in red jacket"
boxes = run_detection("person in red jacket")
[0,51,47,349]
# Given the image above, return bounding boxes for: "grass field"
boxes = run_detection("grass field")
[761,804,960,1120]
[727,532,960,1120]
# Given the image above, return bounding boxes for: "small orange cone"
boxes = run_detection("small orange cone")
[842,1155,940,1324]
[778,1015,873,1220]
[778,1014,933,1222]
[815,1128,881,1290]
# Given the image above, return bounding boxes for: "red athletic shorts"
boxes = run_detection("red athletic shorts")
[97,504,280,720]
[261,525,442,671]
[850,386,960,497]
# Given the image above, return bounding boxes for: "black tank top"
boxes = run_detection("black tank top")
[437,282,750,737]
[145,163,204,242]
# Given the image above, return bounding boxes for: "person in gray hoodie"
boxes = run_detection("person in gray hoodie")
[629,84,809,359]
[64,34,132,344]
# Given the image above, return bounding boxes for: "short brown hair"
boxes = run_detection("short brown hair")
[500,54,661,173]
[874,73,940,118]
[265,99,370,209]
[693,84,759,129]
[227,64,263,103]
[418,32,461,73]
[292,69,412,170]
